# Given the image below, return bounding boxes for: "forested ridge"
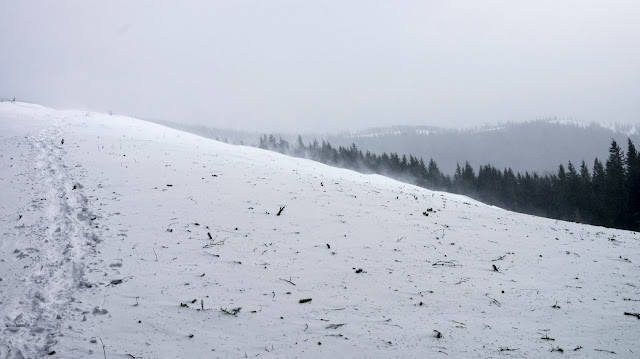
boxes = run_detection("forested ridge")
[259,135,640,231]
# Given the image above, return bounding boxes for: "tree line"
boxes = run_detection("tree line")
[258,134,640,231]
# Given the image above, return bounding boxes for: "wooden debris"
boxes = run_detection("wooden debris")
[326,323,346,329]
[221,307,242,316]
[624,312,640,319]
[594,349,616,354]
[432,261,460,267]
[279,277,296,286]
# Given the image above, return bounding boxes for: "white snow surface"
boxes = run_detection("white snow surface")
[1,102,639,358]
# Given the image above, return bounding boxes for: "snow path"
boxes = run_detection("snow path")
[1,102,639,358]
[0,108,98,358]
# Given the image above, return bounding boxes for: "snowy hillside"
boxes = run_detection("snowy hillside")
[1,102,639,358]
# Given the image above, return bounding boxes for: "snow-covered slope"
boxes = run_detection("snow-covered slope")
[1,102,639,359]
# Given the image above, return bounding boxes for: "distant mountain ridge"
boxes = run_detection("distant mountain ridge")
[337,120,639,140]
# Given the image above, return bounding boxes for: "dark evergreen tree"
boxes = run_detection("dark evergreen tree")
[578,160,592,222]
[295,135,306,156]
[427,158,443,189]
[591,158,606,225]
[566,161,580,220]
[604,140,627,227]
[626,139,640,230]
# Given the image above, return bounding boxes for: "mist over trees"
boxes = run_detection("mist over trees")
[259,134,640,231]
[324,120,640,174]
[161,119,640,176]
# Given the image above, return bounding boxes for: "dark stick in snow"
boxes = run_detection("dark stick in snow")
[486,294,502,307]
[432,260,460,267]
[221,307,242,316]
[624,312,640,319]
[100,338,106,359]
[541,334,555,341]
[594,349,616,354]
[279,277,296,286]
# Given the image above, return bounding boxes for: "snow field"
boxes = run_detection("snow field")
[1,102,639,358]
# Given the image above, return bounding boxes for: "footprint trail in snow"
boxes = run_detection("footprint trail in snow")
[0,116,100,358]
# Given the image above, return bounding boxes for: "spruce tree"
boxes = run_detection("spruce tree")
[591,158,606,225]
[626,139,640,230]
[555,164,568,218]
[578,161,592,222]
[604,140,627,227]
[427,158,442,189]
[566,161,580,220]
[295,135,306,156]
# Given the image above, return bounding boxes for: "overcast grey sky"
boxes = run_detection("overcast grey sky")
[1,1,639,132]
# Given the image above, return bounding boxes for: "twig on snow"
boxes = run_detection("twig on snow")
[486,294,502,307]
[99,338,107,359]
[326,323,346,329]
[220,307,242,316]
[432,260,460,267]
[624,312,640,319]
[203,236,226,248]
[279,277,297,286]
[541,334,555,341]
[594,349,616,354]
[451,320,466,328]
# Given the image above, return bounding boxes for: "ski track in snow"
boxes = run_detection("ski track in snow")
[1,102,639,358]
